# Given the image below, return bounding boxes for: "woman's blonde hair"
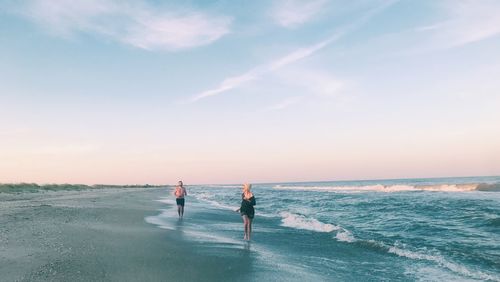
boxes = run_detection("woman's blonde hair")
[243,183,252,193]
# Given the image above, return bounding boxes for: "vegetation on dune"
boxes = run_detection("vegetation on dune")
[0,183,163,193]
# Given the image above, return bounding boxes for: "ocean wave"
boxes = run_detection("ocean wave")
[144,209,174,230]
[189,192,277,218]
[387,245,499,281]
[315,236,500,281]
[476,183,500,192]
[273,183,497,193]
[335,229,355,242]
[203,184,243,189]
[156,197,175,205]
[194,193,237,211]
[280,212,340,233]
[279,212,358,243]
[485,217,500,227]
[350,239,499,281]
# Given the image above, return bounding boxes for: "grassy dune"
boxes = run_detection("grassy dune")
[0,183,163,193]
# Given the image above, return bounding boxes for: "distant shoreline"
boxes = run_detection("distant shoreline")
[2,175,500,194]
[0,183,166,193]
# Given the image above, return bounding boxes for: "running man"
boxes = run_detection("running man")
[174,181,187,218]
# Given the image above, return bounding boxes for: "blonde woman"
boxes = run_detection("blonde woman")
[235,184,256,240]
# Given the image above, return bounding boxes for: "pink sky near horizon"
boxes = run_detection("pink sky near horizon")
[1,127,499,185]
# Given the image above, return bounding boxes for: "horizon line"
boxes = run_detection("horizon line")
[1,174,498,187]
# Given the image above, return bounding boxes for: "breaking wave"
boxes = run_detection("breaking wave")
[279,212,340,232]
[273,183,500,193]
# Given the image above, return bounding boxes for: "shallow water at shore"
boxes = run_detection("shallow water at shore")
[148,176,500,281]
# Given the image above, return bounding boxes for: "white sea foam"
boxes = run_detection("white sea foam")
[335,229,355,243]
[279,212,359,243]
[193,192,237,210]
[157,197,175,205]
[280,212,340,232]
[144,209,174,230]
[419,184,478,192]
[388,246,439,261]
[388,246,499,281]
[317,235,500,281]
[204,184,243,188]
[273,183,480,193]
[189,191,277,218]
[185,229,244,245]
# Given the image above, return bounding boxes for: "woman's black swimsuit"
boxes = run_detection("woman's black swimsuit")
[240,193,256,219]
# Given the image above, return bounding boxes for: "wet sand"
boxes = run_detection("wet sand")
[0,188,253,282]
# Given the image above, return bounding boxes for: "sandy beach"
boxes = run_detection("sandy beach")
[0,188,254,282]
[2,181,500,281]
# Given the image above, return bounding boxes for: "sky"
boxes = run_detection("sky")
[0,0,499,185]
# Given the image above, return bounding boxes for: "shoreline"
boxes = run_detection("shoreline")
[3,181,499,281]
[0,188,257,281]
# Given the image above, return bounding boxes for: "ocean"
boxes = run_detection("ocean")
[145,176,500,281]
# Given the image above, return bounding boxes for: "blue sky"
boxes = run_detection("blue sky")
[1,0,499,184]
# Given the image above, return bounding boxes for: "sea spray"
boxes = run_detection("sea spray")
[273,183,482,193]
[335,229,355,242]
[279,212,340,232]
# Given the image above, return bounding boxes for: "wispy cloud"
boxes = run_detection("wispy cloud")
[188,69,261,102]
[279,68,344,98]
[37,144,101,155]
[271,0,328,28]
[268,36,339,71]
[415,0,500,50]
[188,34,341,103]
[264,68,346,111]
[0,127,32,136]
[265,96,303,111]
[189,1,397,103]
[0,143,101,156]
[12,0,231,51]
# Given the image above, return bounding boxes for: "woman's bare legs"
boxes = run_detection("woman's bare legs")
[242,215,250,240]
[248,218,253,241]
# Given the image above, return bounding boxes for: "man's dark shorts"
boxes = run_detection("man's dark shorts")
[176,198,185,207]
